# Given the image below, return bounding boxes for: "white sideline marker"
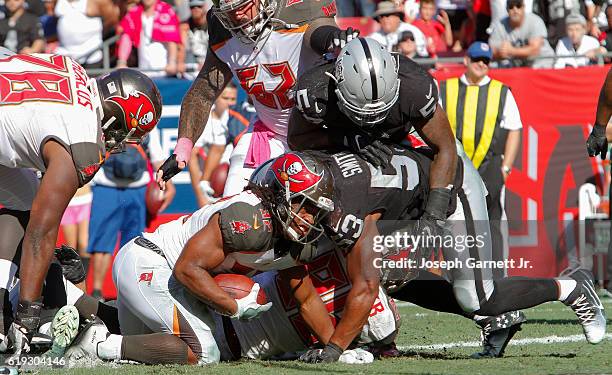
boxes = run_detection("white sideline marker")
[399,334,612,351]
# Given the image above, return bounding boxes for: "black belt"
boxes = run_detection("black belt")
[134,236,166,259]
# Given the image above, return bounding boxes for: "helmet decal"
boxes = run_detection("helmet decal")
[272,153,322,194]
[106,90,158,135]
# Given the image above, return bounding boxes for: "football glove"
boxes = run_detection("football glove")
[5,300,42,360]
[586,124,608,159]
[343,132,394,168]
[54,244,86,284]
[230,283,272,321]
[157,154,182,183]
[299,343,343,363]
[198,180,217,203]
[329,27,360,52]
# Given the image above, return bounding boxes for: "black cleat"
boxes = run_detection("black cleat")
[471,310,526,359]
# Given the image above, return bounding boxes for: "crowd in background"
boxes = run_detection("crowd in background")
[1,0,611,72]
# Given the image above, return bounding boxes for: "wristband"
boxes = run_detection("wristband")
[173,137,194,164]
[425,187,452,220]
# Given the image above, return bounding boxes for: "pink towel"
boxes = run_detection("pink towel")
[119,0,181,49]
[244,120,275,168]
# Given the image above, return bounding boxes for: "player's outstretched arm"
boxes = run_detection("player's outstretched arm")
[156,50,233,188]
[173,214,238,316]
[587,68,612,159]
[278,265,334,343]
[287,108,334,150]
[19,140,79,302]
[325,214,381,355]
[414,106,457,189]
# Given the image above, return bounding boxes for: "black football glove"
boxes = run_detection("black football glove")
[586,124,608,159]
[5,300,42,360]
[329,27,359,52]
[416,187,453,259]
[343,132,394,168]
[157,154,181,182]
[54,244,86,284]
[299,343,343,363]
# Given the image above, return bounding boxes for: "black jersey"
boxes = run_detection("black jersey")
[310,147,431,250]
[294,55,439,143]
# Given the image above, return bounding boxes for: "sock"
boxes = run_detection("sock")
[73,294,120,334]
[97,333,122,360]
[121,333,190,365]
[475,277,558,317]
[555,279,577,302]
[472,315,487,323]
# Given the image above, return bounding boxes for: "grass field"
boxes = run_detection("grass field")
[43,297,612,375]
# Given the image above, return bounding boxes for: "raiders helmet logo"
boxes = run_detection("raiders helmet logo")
[272,153,322,193]
[106,90,158,137]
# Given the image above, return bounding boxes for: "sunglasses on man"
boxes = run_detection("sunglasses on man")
[470,56,491,65]
[507,2,523,10]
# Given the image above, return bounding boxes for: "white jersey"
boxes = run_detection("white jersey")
[214,245,401,360]
[0,53,105,186]
[206,0,335,137]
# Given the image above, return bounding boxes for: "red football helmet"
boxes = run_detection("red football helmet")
[92,68,162,153]
[250,152,334,243]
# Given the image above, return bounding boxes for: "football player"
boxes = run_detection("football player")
[0,48,162,357]
[54,177,340,365]
[155,0,361,195]
[255,151,607,363]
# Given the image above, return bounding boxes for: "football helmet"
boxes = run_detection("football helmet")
[90,68,162,153]
[331,37,401,128]
[250,153,334,244]
[212,0,277,44]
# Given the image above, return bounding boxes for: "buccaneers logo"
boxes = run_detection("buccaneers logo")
[107,90,158,137]
[272,153,322,193]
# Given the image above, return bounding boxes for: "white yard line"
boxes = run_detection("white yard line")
[398,334,612,351]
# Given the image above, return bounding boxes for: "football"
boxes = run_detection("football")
[214,274,267,304]
[210,163,230,197]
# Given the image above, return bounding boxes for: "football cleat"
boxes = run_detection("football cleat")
[471,310,526,359]
[64,316,108,361]
[45,305,80,358]
[564,269,607,344]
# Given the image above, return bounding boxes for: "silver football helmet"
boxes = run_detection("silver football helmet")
[331,37,401,128]
[213,0,277,44]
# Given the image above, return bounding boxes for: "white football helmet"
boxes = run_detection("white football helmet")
[213,0,277,44]
[331,37,401,128]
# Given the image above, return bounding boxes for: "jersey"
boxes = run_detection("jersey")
[214,244,400,360]
[0,53,105,186]
[144,190,300,273]
[207,0,335,137]
[295,55,439,143]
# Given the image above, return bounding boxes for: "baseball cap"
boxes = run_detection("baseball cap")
[565,13,586,26]
[190,0,211,7]
[466,42,492,60]
[399,31,415,42]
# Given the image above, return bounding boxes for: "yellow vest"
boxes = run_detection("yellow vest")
[440,77,509,172]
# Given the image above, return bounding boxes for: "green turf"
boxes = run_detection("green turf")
[41,298,612,375]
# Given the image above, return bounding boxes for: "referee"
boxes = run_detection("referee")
[440,42,522,279]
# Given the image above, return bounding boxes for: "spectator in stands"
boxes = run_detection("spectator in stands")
[116,0,182,76]
[412,0,453,55]
[601,5,612,54]
[88,128,175,300]
[39,0,58,51]
[0,0,44,53]
[554,13,603,68]
[543,0,582,46]
[402,0,420,23]
[60,184,92,266]
[440,41,522,278]
[488,0,554,67]
[436,0,469,49]
[186,0,209,70]
[335,0,375,17]
[54,0,118,69]
[370,1,429,56]
[189,83,244,207]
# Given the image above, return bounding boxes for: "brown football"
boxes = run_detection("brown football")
[213,274,267,304]
[210,163,230,198]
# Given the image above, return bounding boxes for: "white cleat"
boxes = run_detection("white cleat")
[64,316,108,362]
[564,269,607,344]
[46,305,80,358]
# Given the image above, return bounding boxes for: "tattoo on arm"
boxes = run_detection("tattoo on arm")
[178,50,233,141]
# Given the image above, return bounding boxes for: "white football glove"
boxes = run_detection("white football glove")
[198,180,217,203]
[338,348,374,364]
[231,283,272,321]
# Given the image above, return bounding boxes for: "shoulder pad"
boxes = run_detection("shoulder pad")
[218,201,274,251]
[276,0,336,27]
